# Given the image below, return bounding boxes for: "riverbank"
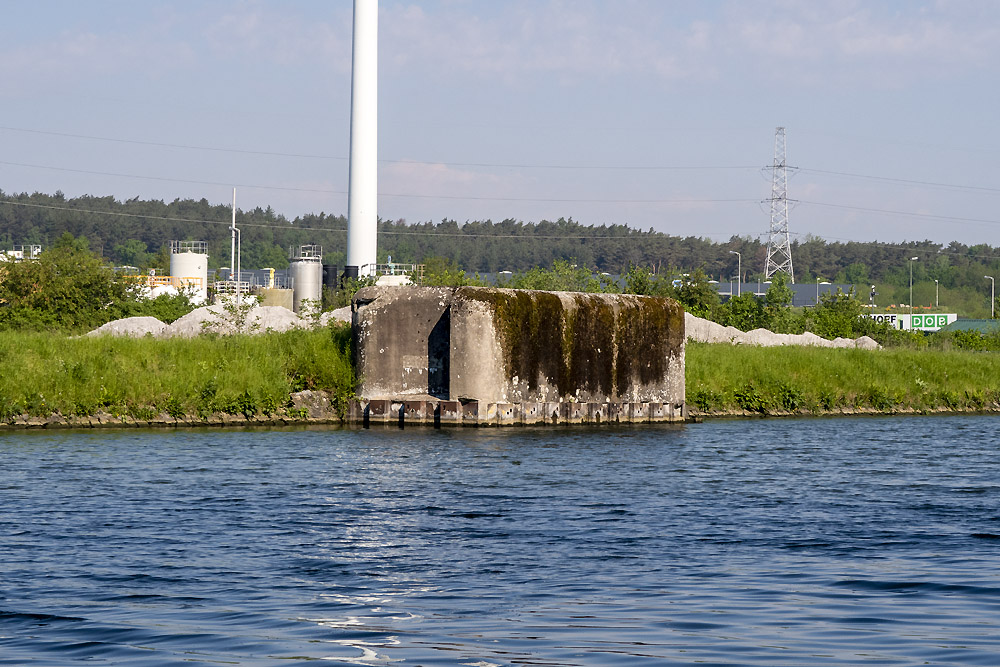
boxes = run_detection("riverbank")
[0,328,354,426]
[686,341,1000,417]
[3,331,1000,429]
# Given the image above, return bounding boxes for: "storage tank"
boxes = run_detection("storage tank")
[323,263,339,291]
[290,245,323,314]
[169,240,209,304]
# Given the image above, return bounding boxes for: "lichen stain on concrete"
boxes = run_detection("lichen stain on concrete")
[450,287,684,405]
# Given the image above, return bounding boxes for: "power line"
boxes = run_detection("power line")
[3,189,999,232]
[0,160,338,193]
[0,125,757,171]
[799,168,1000,195]
[784,231,1000,261]
[0,160,757,204]
[2,125,998,194]
[796,199,1000,226]
[0,125,339,160]
[0,198,730,238]
[5,197,1000,258]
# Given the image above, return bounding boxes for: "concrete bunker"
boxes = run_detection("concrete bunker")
[352,286,685,422]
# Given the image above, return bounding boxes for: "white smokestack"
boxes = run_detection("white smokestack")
[346,0,378,279]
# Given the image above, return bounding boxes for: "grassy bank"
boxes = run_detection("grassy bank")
[0,326,354,423]
[3,330,999,427]
[686,341,1000,415]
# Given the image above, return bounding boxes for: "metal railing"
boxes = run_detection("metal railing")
[213,280,254,295]
[1,245,42,262]
[368,263,425,283]
[170,240,208,254]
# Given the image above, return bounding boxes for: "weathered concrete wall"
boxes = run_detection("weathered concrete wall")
[450,287,684,405]
[354,286,685,413]
[353,286,453,398]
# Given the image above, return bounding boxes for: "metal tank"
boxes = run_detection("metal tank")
[169,240,209,304]
[290,245,323,315]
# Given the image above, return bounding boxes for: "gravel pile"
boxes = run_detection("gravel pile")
[87,305,314,338]
[319,306,352,326]
[163,305,308,337]
[685,312,881,349]
[85,316,167,338]
[683,313,744,344]
[86,305,881,350]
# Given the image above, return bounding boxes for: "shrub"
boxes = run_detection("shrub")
[164,396,186,419]
[733,382,768,413]
[0,234,137,332]
[776,382,805,411]
[865,386,895,411]
[690,386,723,412]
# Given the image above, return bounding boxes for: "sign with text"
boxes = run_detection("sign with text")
[864,313,957,331]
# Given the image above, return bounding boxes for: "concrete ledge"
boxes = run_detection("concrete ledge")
[349,399,687,427]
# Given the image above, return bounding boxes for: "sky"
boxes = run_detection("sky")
[1,0,999,250]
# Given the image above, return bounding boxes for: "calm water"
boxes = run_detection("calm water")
[1,417,999,666]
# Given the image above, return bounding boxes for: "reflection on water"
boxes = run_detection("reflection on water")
[1,418,999,665]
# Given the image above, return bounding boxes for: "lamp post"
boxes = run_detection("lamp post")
[935,279,939,308]
[729,251,741,296]
[986,276,995,319]
[909,257,918,316]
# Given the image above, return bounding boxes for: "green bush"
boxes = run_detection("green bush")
[776,382,805,411]
[507,259,619,293]
[0,234,195,332]
[733,382,768,412]
[690,386,724,412]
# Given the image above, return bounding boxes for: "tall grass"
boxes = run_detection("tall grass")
[0,326,355,422]
[686,342,1000,414]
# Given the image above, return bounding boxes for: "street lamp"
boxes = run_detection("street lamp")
[909,257,918,316]
[935,279,939,308]
[986,276,995,319]
[729,251,741,296]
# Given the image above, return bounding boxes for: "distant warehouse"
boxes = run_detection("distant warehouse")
[715,281,855,308]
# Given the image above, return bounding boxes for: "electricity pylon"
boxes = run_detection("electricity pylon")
[764,127,794,283]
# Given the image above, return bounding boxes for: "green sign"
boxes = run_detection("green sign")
[911,315,948,328]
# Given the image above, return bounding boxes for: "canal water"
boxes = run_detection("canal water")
[1,416,999,665]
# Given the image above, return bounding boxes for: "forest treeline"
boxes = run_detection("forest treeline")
[2,189,1000,315]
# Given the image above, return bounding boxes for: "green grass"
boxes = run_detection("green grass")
[0,326,355,423]
[5,329,997,425]
[686,342,1000,415]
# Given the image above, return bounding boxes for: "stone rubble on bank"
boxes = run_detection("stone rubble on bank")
[1,391,344,430]
[87,305,878,350]
[685,312,881,349]
[85,305,352,338]
[86,316,168,338]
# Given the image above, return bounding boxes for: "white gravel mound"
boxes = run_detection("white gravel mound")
[86,316,167,338]
[683,312,742,343]
[253,305,307,333]
[89,304,342,339]
[319,306,352,327]
[855,336,880,350]
[685,312,881,349]
[161,305,307,338]
[163,306,228,337]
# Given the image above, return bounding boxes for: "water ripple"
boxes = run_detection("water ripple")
[1,417,999,664]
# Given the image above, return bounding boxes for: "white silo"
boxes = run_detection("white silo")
[290,245,323,315]
[169,240,209,304]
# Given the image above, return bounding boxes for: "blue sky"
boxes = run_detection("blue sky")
[1,0,999,248]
